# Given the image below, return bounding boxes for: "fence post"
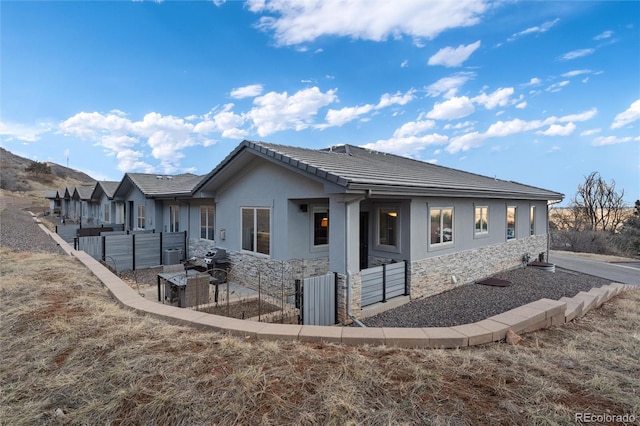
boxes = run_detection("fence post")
[334,272,339,325]
[404,261,409,296]
[132,233,136,271]
[183,230,188,260]
[382,264,387,303]
[159,232,163,265]
[101,236,106,262]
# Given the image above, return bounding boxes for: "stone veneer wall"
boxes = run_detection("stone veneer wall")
[335,272,363,325]
[409,235,548,299]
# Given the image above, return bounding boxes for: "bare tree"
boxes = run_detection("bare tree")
[570,171,626,232]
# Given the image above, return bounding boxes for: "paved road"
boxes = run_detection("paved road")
[549,251,639,285]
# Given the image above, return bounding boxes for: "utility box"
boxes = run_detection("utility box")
[163,248,183,265]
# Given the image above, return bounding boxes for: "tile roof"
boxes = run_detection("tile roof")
[117,173,204,198]
[197,140,563,201]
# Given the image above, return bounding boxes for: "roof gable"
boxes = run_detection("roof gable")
[113,173,204,199]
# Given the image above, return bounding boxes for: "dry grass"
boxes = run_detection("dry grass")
[1,246,639,425]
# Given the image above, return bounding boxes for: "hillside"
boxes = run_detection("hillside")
[0,147,95,207]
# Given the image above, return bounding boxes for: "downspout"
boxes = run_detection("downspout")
[345,195,366,327]
[547,199,562,261]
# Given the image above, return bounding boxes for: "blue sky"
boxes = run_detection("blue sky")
[1,0,638,205]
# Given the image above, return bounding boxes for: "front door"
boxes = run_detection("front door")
[359,212,369,270]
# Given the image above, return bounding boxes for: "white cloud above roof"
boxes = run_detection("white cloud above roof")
[559,48,595,60]
[611,99,640,129]
[427,40,481,67]
[230,84,264,99]
[427,96,475,120]
[425,72,476,98]
[247,0,489,45]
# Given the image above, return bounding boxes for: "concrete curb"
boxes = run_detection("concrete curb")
[36,216,639,348]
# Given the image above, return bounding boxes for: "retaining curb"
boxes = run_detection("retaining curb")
[34,215,638,348]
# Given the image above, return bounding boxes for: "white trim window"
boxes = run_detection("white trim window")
[530,205,536,236]
[507,206,517,240]
[103,204,110,223]
[200,206,215,240]
[430,207,453,245]
[169,205,180,232]
[137,205,146,229]
[377,207,399,249]
[474,206,489,235]
[241,207,270,256]
[312,207,329,247]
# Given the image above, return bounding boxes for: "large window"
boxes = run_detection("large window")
[378,207,398,249]
[474,206,489,235]
[313,207,329,247]
[242,208,270,256]
[430,207,453,245]
[507,206,517,240]
[169,205,180,232]
[137,205,146,229]
[200,206,215,240]
[530,205,536,236]
[103,204,110,223]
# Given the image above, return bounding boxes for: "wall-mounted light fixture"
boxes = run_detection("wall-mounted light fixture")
[320,217,328,227]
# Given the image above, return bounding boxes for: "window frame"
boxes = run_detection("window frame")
[506,206,517,240]
[530,205,536,236]
[376,206,400,251]
[103,203,110,223]
[430,206,454,247]
[241,207,271,257]
[474,205,489,236]
[312,206,329,248]
[137,205,146,229]
[200,206,215,240]
[169,205,180,233]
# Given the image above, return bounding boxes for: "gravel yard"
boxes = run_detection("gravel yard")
[1,199,614,327]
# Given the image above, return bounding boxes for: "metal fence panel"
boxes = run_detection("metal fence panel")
[303,273,335,326]
[78,236,103,260]
[104,234,133,272]
[386,262,406,299]
[361,265,384,307]
[163,232,185,251]
[56,225,80,243]
[135,233,161,269]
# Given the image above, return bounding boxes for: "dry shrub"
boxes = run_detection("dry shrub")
[1,246,639,425]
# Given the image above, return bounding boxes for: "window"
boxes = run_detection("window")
[530,206,536,236]
[200,206,215,240]
[104,204,110,222]
[242,208,270,256]
[313,207,329,246]
[430,207,453,245]
[137,205,146,229]
[474,206,489,235]
[169,205,180,232]
[507,206,516,240]
[378,207,398,248]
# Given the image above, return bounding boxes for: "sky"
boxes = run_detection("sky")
[1,0,639,205]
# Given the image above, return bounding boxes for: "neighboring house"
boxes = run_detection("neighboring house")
[90,181,122,225]
[72,185,97,225]
[112,173,207,234]
[193,140,563,322]
[44,189,62,215]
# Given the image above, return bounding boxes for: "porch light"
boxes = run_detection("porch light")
[320,217,328,227]
[387,212,397,217]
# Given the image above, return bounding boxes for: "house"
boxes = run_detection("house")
[72,185,97,224]
[90,181,122,225]
[111,173,207,233]
[192,140,563,323]
[44,189,62,215]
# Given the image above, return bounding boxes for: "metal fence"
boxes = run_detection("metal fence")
[361,261,407,307]
[76,231,187,272]
[298,273,337,326]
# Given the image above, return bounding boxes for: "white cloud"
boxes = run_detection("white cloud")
[194,104,247,139]
[559,48,595,60]
[427,40,481,67]
[230,84,264,99]
[324,104,374,127]
[362,133,449,157]
[393,119,436,138]
[427,96,475,120]
[592,135,638,146]
[445,131,484,153]
[248,86,338,136]
[561,69,591,78]
[485,118,545,137]
[472,87,514,109]
[443,120,475,131]
[558,108,597,123]
[115,149,155,173]
[247,0,490,45]
[508,18,560,41]
[0,121,53,142]
[400,60,408,68]
[580,128,601,136]
[536,122,576,136]
[546,80,570,93]
[593,30,613,40]
[376,90,416,108]
[523,77,542,86]
[425,72,475,98]
[515,101,527,109]
[611,99,640,129]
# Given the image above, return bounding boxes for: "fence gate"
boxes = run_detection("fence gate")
[297,273,336,326]
[361,261,407,307]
